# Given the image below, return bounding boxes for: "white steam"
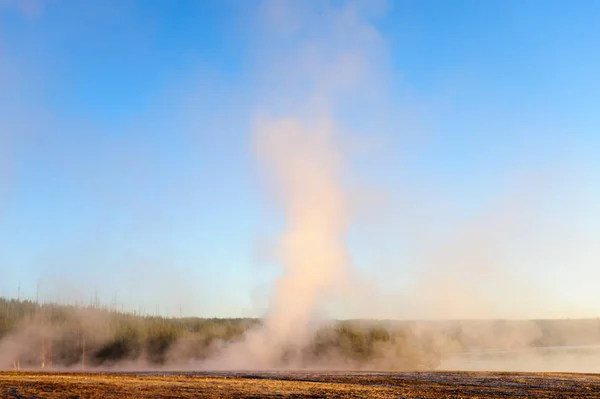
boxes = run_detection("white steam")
[200,0,388,368]
[257,115,348,358]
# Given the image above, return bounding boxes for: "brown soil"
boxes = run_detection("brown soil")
[1,370,600,398]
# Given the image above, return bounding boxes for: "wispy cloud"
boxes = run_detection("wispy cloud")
[0,0,44,18]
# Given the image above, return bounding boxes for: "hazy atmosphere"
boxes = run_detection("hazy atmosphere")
[2,0,600,326]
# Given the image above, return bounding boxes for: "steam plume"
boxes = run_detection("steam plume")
[258,114,348,360]
[200,0,387,368]
[203,110,352,369]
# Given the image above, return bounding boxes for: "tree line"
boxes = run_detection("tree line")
[1,297,600,370]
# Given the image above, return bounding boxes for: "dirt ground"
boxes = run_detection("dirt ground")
[1,370,600,398]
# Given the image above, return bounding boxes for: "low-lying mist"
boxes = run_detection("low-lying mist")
[3,298,600,372]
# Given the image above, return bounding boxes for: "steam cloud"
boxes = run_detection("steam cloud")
[258,115,348,352]
[198,0,383,369]
[204,116,349,368]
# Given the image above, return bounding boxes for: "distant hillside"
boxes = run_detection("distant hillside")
[0,297,256,369]
[1,297,599,370]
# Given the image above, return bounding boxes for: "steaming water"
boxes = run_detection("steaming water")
[439,345,600,373]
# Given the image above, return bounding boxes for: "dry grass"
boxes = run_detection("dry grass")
[2,370,600,398]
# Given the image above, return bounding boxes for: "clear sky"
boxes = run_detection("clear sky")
[1,0,599,319]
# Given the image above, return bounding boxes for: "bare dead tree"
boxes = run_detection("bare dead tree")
[41,339,46,369]
[81,328,86,370]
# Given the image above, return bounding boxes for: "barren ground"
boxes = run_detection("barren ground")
[2,370,600,398]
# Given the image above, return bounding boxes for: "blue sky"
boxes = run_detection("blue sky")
[1,0,599,319]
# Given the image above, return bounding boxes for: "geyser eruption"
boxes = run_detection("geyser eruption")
[203,113,349,369]
[200,1,383,369]
[255,115,349,361]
